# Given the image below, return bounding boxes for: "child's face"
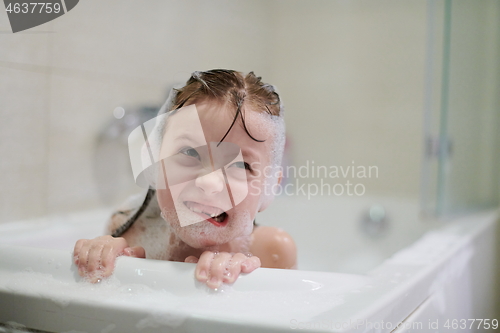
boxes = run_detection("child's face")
[156,101,277,249]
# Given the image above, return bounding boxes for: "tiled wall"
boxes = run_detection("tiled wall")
[268,0,428,198]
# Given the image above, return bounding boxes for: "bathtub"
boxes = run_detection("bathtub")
[0,195,498,333]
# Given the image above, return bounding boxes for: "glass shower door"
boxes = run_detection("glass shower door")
[422,0,500,216]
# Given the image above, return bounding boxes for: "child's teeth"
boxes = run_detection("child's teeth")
[184,202,224,220]
[192,207,219,218]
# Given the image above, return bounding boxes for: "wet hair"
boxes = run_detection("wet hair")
[166,69,282,144]
[111,69,283,237]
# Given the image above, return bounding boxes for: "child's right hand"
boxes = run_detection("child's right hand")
[73,235,145,283]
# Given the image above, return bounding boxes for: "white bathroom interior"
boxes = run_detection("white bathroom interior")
[0,0,499,332]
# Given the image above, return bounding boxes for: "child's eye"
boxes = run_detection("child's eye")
[229,161,251,170]
[179,147,201,160]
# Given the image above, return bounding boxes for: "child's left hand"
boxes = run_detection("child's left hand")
[185,251,261,289]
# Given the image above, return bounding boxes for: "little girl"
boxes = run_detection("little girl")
[74,69,296,289]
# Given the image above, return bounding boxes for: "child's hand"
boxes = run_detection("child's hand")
[73,235,145,283]
[185,251,261,289]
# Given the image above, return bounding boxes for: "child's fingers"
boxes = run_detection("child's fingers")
[73,239,86,265]
[87,243,105,273]
[125,246,146,258]
[222,253,248,284]
[184,256,198,263]
[73,236,140,283]
[133,246,145,258]
[98,238,133,278]
[206,252,232,289]
[76,240,92,276]
[101,244,118,277]
[241,256,261,273]
[195,251,216,283]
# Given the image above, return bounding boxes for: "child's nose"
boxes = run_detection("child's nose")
[195,169,225,195]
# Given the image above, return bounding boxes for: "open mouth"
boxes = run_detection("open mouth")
[184,201,228,225]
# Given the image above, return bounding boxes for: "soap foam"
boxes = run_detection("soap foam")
[161,205,252,251]
[246,110,286,209]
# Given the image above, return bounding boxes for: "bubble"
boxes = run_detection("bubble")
[113,106,125,119]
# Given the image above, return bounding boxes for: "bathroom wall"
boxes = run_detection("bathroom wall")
[268,0,427,198]
[1,0,496,223]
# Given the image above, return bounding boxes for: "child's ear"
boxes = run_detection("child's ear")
[277,170,283,185]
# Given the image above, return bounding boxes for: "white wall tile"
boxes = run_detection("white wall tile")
[0,67,49,222]
[46,73,164,214]
[49,0,273,83]
[270,0,427,197]
[0,8,53,67]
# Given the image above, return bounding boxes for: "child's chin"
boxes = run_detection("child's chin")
[196,239,221,248]
[184,237,223,249]
[179,230,231,249]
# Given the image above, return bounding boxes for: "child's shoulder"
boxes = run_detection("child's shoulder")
[250,226,297,269]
